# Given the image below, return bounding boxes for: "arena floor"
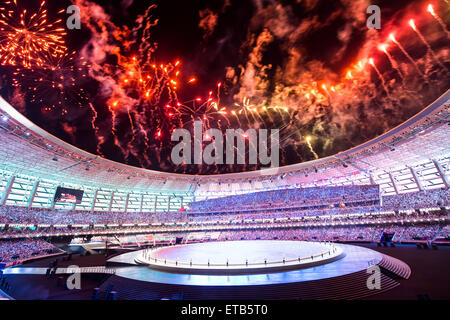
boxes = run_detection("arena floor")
[1,243,449,300]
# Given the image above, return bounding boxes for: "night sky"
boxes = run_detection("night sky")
[0,0,449,174]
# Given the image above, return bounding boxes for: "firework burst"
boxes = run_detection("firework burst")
[0,0,67,68]
[12,51,90,115]
[1,0,448,174]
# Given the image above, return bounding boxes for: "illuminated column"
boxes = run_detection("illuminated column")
[139,194,144,212]
[369,174,376,185]
[388,173,399,195]
[409,167,423,191]
[432,159,449,188]
[124,193,130,212]
[90,190,98,213]
[108,191,115,213]
[50,187,58,210]
[154,195,158,213]
[180,196,184,208]
[27,180,40,208]
[168,196,171,212]
[0,175,15,205]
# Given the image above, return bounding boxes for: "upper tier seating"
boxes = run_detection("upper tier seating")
[189,185,380,213]
[0,188,447,229]
[382,188,450,210]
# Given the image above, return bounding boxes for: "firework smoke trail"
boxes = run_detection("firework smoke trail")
[125,106,144,166]
[305,136,318,160]
[388,33,425,77]
[277,122,297,150]
[409,19,446,69]
[379,44,404,80]
[320,84,332,105]
[174,96,228,130]
[87,102,103,156]
[427,4,449,36]
[75,0,188,161]
[230,110,241,126]
[12,0,444,174]
[216,0,450,170]
[136,122,152,166]
[107,101,130,159]
[368,58,390,97]
[279,125,304,166]
[233,97,264,126]
[216,82,222,106]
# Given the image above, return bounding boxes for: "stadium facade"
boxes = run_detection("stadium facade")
[0,90,449,213]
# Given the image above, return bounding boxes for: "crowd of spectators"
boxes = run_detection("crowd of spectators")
[0,224,447,266]
[435,225,450,240]
[0,187,447,267]
[382,188,449,210]
[0,188,448,228]
[0,207,447,241]
[0,240,59,265]
[0,206,187,225]
[217,226,381,242]
[0,187,447,244]
[187,205,381,222]
[401,225,442,241]
[217,224,444,243]
[189,185,380,213]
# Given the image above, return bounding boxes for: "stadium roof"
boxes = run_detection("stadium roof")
[0,90,449,202]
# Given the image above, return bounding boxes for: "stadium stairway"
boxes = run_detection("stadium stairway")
[378,254,411,279]
[98,268,400,300]
[0,288,13,300]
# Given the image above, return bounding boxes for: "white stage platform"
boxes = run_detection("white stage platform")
[133,240,344,274]
[105,241,384,286]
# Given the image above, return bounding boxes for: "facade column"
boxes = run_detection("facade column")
[168,196,171,212]
[90,190,98,213]
[27,180,40,208]
[1,175,15,205]
[50,186,58,210]
[124,193,130,212]
[409,167,423,191]
[388,173,399,195]
[139,194,144,212]
[108,191,115,213]
[432,159,449,188]
[154,195,158,213]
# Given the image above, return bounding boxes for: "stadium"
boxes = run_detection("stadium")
[0,0,449,308]
[0,89,448,300]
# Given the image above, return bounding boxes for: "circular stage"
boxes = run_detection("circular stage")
[134,240,345,274]
[106,240,386,287]
[103,241,411,299]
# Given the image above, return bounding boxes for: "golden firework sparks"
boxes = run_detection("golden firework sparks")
[0,0,67,68]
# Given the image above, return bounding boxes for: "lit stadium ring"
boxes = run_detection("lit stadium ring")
[133,240,345,275]
[0,91,449,212]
